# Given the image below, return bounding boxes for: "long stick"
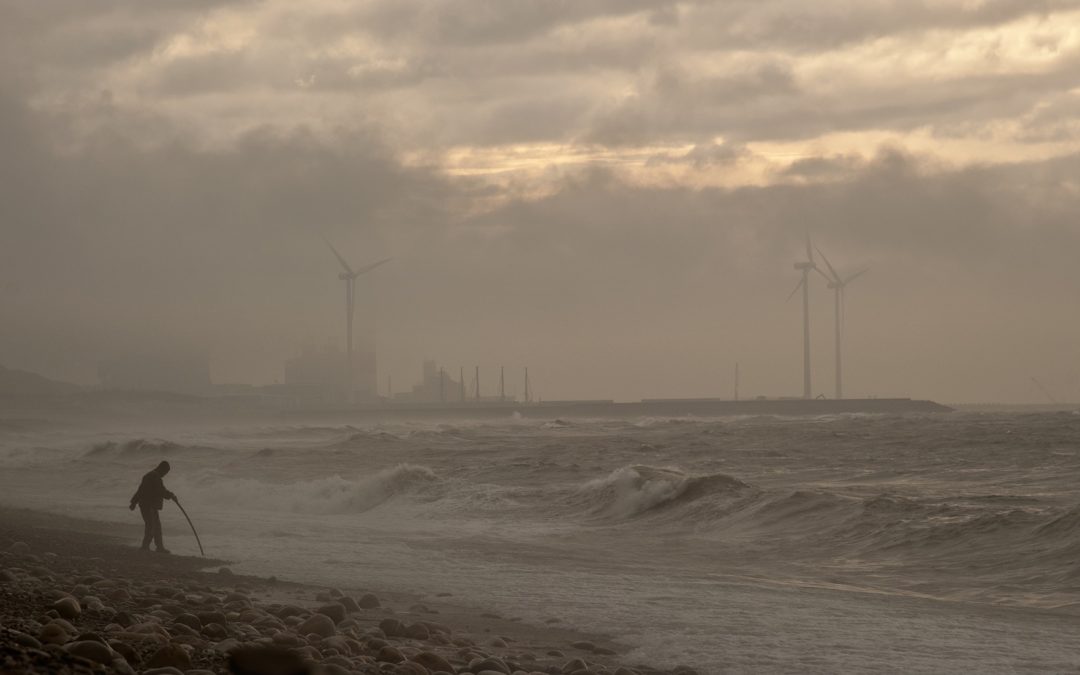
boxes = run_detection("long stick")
[173,499,205,557]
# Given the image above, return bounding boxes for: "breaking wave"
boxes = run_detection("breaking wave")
[571,465,753,520]
[84,438,202,457]
[174,463,441,515]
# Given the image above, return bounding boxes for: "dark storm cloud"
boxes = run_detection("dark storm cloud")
[8,0,1079,149]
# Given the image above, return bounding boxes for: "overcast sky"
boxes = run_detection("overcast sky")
[2,1,1080,403]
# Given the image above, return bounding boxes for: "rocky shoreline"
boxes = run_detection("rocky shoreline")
[0,508,699,675]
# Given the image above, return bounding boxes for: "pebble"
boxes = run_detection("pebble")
[63,639,115,664]
[9,541,30,555]
[229,644,307,675]
[51,596,81,619]
[145,642,193,670]
[470,656,512,674]
[109,639,139,665]
[9,630,42,649]
[357,592,381,609]
[395,662,430,675]
[377,645,406,663]
[412,651,455,672]
[172,613,202,630]
[561,659,589,673]
[338,595,360,613]
[38,622,69,645]
[380,618,403,637]
[296,613,336,638]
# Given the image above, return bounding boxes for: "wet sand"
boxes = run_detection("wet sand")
[0,507,691,675]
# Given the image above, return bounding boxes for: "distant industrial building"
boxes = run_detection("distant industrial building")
[283,343,377,401]
[392,360,518,404]
[393,360,464,403]
[98,350,211,395]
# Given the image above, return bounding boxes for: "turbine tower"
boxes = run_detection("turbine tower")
[814,246,867,400]
[787,235,827,399]
[323,238,391,398]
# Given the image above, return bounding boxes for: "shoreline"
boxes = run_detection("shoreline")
[0,506,691,675]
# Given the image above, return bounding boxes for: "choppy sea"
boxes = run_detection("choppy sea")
[3,410,1080,672]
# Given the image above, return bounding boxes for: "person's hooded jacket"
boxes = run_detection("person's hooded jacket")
[130,461,175,511]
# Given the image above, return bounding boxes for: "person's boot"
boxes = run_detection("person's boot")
[155,548,170,554]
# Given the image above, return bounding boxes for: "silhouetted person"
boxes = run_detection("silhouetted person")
[129,460,175,553]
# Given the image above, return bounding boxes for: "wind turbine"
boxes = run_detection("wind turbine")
[323,238,391,397]
[787,235,828,399]
[814,246,868,400]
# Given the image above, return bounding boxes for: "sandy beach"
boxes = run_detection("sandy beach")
[0,507,690,675]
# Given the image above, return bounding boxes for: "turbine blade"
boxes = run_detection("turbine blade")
[786,278,804,302]
[815,246,840,283]
[805,234,814,264]
[323,237,355,276]
[843,268,869,285]
[354,257,392,276]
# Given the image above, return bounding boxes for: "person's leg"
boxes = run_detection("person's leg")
[151,509,165,551]
[140,507,153,550]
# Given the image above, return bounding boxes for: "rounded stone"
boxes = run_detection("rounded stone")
[64,639,115,664]
[145,643,193,671]
[357,593,381,609]
[377,645,406,663]
[173,613,202,630]
[9,541,30,555]
[296,613,336,638]
[560,659,588,673]
[109,640,139,665]
[52,596,81,620]
[9,630,42,649]
[338,596,360,613]
[470,657,511,674]
[379,618,403,638]
[411,651,455,673]
[38,622,69,645]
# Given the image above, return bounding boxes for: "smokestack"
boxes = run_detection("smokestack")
[524,367,529,403]
[500,366,505,402]
[475,366,480,401]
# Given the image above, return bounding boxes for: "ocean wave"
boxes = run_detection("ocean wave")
[171,463,441,515]
[84,438,199,457]
[572,465,753,520]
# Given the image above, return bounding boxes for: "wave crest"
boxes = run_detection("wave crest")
[573,465,752,520]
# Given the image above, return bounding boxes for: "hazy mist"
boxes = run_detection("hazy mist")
[3,1,1080,403]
